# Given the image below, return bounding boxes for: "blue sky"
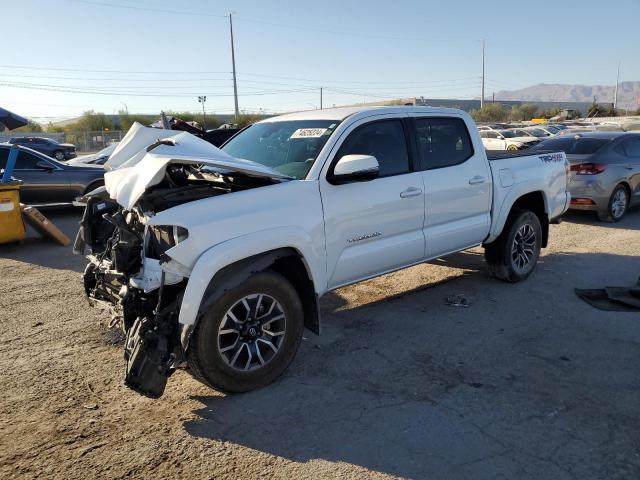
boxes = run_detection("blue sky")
[3,0,639,120]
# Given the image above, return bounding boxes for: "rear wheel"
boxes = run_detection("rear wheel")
[598,184,628,222]
[188,271,304,393]
[485,209,542,282]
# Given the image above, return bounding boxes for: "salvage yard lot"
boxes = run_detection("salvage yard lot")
[1,209,639,480]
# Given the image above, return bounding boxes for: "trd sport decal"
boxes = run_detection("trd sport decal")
[539,153,564,163]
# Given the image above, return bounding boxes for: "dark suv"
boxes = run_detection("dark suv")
[9,136,77,161]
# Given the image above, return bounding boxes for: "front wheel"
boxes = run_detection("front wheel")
[188,271,304,393]
[506,144,519,151]
[53,150,65,161]
[485,209,542,282]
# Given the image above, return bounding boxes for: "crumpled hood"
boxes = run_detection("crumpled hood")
[104,129,290,210]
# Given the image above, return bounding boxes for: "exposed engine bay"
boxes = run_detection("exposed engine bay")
[75,161,277,398]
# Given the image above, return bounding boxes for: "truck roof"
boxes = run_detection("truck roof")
[262,105,466,123]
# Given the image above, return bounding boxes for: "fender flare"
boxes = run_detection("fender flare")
[486,185,549,244]
[177,227,324,348]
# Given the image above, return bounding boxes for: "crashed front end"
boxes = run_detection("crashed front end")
[74,133,287,398]
[76,177,213,398]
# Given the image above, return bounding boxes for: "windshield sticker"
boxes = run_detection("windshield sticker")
[290,128,328,139]
[539,153,564,163]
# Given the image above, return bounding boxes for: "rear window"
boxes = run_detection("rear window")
[532,137,611,155]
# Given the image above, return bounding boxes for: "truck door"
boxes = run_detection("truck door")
[412,116,492,258]
[320,117,426,289]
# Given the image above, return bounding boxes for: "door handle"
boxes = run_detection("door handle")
[400,187,423,198]
[469,175,487,185]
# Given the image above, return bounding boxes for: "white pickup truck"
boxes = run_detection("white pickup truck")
[75,106,570,398]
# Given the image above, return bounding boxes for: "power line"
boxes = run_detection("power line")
[0,81,316,97]
[67,0,465,43]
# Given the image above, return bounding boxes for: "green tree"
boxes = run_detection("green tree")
[508,103,538,121]
[61,110,114,132]
[469,103,509,122]
[11,119,43,133]
[234,113,265,128]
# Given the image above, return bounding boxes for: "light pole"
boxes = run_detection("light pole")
[198,95,207,130]
[229,13,240,120]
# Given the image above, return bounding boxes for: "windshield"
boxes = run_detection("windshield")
[531,137,611,154]
[526,128,547,138]
[221,120,340,179]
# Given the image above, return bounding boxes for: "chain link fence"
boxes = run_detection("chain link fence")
[0,131,124,153]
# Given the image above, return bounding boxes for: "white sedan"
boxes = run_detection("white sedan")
[479,129,540,151]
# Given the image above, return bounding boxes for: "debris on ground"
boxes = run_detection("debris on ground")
[575,277,640,311]
[446,294,470,308]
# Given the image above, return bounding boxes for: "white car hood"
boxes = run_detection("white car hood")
[104,129,289,210]
[104,122,183,171]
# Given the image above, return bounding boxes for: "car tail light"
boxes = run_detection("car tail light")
[569,162,606,175]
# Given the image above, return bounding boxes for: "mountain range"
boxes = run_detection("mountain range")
[495,81,640,109]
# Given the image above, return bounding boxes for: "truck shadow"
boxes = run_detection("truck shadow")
[183,251,640,479]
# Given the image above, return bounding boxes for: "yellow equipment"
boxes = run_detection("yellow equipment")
[0,181,26,244]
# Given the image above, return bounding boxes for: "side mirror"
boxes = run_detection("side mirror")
[36,160,55,171]
[330,154,379,184]
[497,135,505,140]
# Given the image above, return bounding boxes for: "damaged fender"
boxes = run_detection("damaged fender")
[174,226,325,349]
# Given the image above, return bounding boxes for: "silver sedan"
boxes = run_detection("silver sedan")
[531,132,640,221]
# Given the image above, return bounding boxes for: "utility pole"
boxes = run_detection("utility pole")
[480,39,485,109]
[320,87,323,109]
[613,61,620,111]
[198,95,207,130]
[229,13,240,121]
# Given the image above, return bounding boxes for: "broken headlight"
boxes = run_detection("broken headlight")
[146,225,189,259]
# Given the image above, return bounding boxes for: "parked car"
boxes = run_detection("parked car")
[8,136,77,161]
[531,132,640,221]
[0,144,103,205]
[76,105,570,398]
[67,142,118,166]
[477,123,510,132]
[534,125,562,136]
[479,129,539,150]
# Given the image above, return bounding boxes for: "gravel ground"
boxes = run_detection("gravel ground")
[1,207,639,479]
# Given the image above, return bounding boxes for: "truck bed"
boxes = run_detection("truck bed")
[486,150,542,160]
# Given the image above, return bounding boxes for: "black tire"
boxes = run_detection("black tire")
[484,208,542,282]
[53,150,65,161]
[598,184,629,222]
[506,144,519,151]
[188,271,304,393]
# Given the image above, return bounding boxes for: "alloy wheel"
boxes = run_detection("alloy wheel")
[511,224,536,272]
[611,189,628,219]
[217,293,287,371]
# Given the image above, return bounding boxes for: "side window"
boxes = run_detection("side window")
[335,120,409,177]
[415,117,474,170]
[621,138,640,157]
[16,150,45,169]
[479,131,488,138]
